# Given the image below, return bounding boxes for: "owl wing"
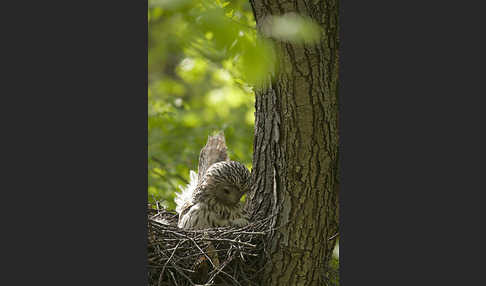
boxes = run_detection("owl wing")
[175,170,198,217]
[179,202,249,229]
[178,203,212,229]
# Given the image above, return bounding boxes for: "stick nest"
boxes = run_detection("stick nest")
[148,204,270,286]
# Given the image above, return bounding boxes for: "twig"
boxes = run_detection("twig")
[328,232,339,240]
[148,207,270,285]
[161,240,183,280]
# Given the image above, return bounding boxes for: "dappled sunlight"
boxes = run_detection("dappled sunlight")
[148,0,263,209]
[333,242,340,258]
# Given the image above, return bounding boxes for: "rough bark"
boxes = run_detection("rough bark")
[245,0,340,285]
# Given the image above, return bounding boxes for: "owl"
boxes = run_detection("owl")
[175,133,251,230]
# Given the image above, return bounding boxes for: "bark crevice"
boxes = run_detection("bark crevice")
[246,0,340,285]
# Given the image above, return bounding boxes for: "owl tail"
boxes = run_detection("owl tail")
[197,132,229,182]
[175,170,198,214]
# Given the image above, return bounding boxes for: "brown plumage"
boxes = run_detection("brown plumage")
[175,133,250,229]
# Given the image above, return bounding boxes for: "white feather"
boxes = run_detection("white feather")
[175,170,198,214]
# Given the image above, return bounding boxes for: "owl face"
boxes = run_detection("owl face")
[213,183,246,206]
[196,160,251,207]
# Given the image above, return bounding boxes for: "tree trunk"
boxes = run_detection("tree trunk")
[246,0,340,285]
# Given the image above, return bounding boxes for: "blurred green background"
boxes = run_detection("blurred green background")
[148,0,265,210]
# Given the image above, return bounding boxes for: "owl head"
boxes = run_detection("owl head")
[198,161,251,207]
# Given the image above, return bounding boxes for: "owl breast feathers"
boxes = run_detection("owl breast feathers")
[175,134,251,230]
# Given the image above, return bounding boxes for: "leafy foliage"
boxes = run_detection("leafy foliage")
[148,0,267,209]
